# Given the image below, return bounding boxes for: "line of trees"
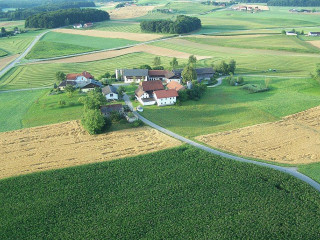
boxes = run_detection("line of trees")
[0,2,95,21]
[25,8,110,29]
[140,15,201,34]
[237,0,320,6]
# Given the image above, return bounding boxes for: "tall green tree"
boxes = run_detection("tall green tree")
[81,109,106,134]
[182,65,197,84]
[170,57,178,70]
[228,59,236,74]
[79,88,106,110]
[188,55,197,67]
[55,71,66,83]
[117,86,126,98]
[153,57,161,67]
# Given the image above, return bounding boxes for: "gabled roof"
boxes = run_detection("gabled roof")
[167,81,185,92]
[141,80,164,92]
[154,89,178,99]
[102,85,118,95]
[66,71,94,80]
[195,68,214,75]
[100,104,123,114]
[58,80,76,87]
[81,82,101,89]
[135,86,145,98]
[123,69,148,77]
[148,70,167,77]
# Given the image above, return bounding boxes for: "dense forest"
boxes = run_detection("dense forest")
[140,15,201,34]
[237,0,320,6]
[0,0,92,8]
[25,8,109,29]
[0,2,95,20]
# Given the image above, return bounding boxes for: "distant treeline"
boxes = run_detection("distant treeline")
[0,2,95,20]
[140,15,201,34]
[25,8,109,29]
[237,0,320,6]
[0,0,93,9]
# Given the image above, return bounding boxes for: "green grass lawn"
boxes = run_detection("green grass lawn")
[1,146,320,239]
[150,39,319,77]
[141,76,320,138]
[299,163,320,184]
[0,49,8,57]
[156,2,218,15]
[22,91,85,128]
[0,89,46,132]
[91,20,142,33]
[0,30,44,55]
[186,35,320,53]
[0,53,187,90]
[26,32,139,59]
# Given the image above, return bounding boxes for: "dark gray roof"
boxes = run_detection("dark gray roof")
[102,85,118,95]
[81,82,101,89]
[123,69,148,77]
[173,68,214,76]
[100,104,123,114]
[58,80,76,87]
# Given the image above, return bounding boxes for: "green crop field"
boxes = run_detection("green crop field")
[0,30,43,55]
[1,146,320,239]
[0,49,8,57]
[156,2,218,15]
[186,35,320,53]
[299,163,320,184]
[140,76,320,138]
[26,32,139,59]
[0,53,187,90]
[150,39,320,77]
[0,89,47,132]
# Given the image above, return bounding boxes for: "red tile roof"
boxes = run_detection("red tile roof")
[148,70,167,76]
[154,89,178,99]
[167,81,185,92]
[141,80,164,91]
[66,71,94,80]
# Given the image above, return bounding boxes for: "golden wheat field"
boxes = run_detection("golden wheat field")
[0,121,181,179]
[196,106,320,165]
[108,5,156,20]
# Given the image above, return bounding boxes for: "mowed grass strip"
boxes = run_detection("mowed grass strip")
[26,32,139,59]
[0,146,320,239]
[186,35,320,53]
[141,76,320,138]
[0,49,8,57]
[0,89,46,132]
[0,52,187,90]
[92,21,142,33]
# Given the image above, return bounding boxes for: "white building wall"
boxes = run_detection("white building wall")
[155,97,176,106]
[166,78,181,84]
[106,93,119,100]
[124,76,148,83]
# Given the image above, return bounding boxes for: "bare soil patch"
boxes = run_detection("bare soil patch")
[308,40,320,49]
[196,106,320,165]
[0,54,18,71]
[53,28,162,42]
[0,121,181,179]
[34,45,210,64]
[109,5,155,20]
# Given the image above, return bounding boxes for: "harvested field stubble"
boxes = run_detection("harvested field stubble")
[53,28,162,41]
[34,45,210,64]
[308,40,320,49]
[0,121,181,179]
[109,5,155,19]
[196,106,320,165]
[0,54,18,71]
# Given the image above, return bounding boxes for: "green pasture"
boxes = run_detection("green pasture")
[0,20,24,31]
[0,89,46,132]
[22,91,84,128]
[1,146,320,239]
[0,53,187,90]
[186,35,320,53]
[141,76,320,138]
[150,39,319,77]
[26,32,138,59]
[156,2,217,15]
[0,49,8,57]
[299,35,320,41]
[299,163,320,184]
[0,30,43,55]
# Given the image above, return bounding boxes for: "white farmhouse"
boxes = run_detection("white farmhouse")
[154,89,178,106]
[135,80,164,106]
[116,69,148,83]
[308,32,320,36]
[102,85,118,100]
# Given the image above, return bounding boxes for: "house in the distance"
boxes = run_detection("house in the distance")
[154,89,178,106]
[308,32,320,37]
[84,23,93,28]
[73,23,82,29]
[135,80,164,106]
[173,67,214,82]
[58,71,102,91]
[167,81,185,92]
[100,104,124,117]
[102,85,118,100]
[116,69,148,83]
[286,31,297,36]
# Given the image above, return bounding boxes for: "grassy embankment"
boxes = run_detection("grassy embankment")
[26,32,139,59]
[1,146,320,239]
